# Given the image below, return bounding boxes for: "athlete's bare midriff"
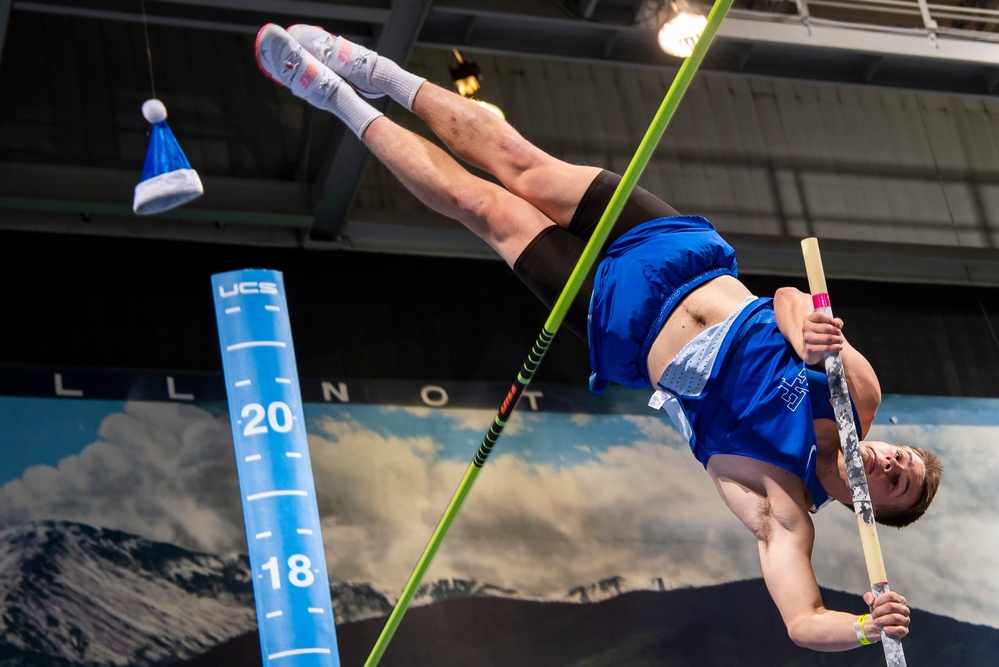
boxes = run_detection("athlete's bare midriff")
[645,275,754,383]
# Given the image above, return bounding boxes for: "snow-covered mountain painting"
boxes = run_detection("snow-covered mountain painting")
[0,386,997,665]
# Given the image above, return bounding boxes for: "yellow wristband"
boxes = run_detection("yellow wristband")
[855,614,873,645]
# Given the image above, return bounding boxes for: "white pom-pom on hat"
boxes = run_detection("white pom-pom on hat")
[142,98,168,124]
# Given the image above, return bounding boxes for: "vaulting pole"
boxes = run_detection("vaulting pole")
[363,3,735,664]
[801,237,907,667]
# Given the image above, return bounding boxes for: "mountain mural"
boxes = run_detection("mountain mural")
[0,521,256,666]
[184,584,999,667]
[1,521,996,666]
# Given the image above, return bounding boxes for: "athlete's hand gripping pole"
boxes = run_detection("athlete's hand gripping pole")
[800,237,906,667]
[362,3,736,665]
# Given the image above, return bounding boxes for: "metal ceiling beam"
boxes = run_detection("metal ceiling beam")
[322,211,999,288]
[13,0,390,28]
[718,13,999,65]
[308,0,432,242]
[14,0,999,71]
[726,232,999,288]
[0,162,314,226]
[0,0,11,69]
[146,0,387,21]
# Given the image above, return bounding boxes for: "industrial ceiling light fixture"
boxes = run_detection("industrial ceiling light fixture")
[449,49,505,120]
[449,49,482,98]
[657,1,708,58]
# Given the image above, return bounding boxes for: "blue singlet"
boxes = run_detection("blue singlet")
[586,216,861,512]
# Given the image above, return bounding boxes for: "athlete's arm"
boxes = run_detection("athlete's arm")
[757,499,910,651]
[773,287,881,432]
[708,455,909,651]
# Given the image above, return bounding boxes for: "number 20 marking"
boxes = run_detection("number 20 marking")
[242,401,294,436]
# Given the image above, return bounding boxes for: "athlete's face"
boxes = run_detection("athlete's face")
[859,441,926,513]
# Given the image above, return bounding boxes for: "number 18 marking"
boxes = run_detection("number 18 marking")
[261,554,316,589]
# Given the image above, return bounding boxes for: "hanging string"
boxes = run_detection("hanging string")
[139,0,156,99]
[914,95,999,353]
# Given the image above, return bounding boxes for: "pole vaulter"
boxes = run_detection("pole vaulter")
[802,238,907,667]
[362,2,736,664]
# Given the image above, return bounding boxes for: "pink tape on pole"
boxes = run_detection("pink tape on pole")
[812,293,831,309]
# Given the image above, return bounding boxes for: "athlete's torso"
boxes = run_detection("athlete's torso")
[647,274,754,383]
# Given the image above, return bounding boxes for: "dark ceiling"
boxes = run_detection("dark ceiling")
[3,0,999,255]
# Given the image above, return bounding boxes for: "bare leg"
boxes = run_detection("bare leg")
[255,26,561,266]
[277,26,600,228]
[361,115,556,267]
[410,82,602,229]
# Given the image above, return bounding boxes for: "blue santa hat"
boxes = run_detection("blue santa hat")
[133,99,204,215]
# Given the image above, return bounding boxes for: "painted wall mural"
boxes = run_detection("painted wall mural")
[0,382,996,666]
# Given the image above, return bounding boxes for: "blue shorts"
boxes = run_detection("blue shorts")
[588,215,738,394]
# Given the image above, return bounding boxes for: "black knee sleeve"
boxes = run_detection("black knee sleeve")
[513,226,597,342]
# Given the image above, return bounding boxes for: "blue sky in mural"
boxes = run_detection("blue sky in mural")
[0,391,997,630]
[0,396,125,485]
[3,390,997,481]
[310,403,655,466]
[875,395,999,425]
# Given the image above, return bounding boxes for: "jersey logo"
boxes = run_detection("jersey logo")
[779,369,809,411]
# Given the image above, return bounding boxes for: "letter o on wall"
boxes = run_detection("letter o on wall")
[420,385,449,407]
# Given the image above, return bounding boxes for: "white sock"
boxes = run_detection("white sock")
[370,57,425,111]
[324,81,383,138]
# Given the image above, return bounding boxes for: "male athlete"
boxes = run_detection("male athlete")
[254,23,942,652]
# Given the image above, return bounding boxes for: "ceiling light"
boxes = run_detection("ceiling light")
[449,49,482,98]
[658,2,709,58]
[449,49,505,120]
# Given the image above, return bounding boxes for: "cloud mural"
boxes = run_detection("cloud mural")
[0,393,996,629]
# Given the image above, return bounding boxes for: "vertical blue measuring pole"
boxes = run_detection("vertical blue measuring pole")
[212,269,340,666]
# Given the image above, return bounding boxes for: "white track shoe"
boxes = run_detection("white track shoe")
[286,24,384,99]
[255,23,342,108]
